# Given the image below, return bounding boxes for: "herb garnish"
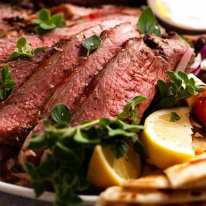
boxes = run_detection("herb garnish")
[50,104,72,127]
[118,96,147,124]
[0,64,15,101]
[10,37,34,60]
[157,71,201,108]
[138,7,161,36]
[24,96,146,206]
[170,112,181,122]
[33,8,65,34]
[82,35,101,56]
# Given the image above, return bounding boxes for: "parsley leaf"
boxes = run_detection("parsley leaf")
[82,35,101,56]
[138,7,161,36]
[50,104,72,127]
[170,112,181,122]
[157,71,201,108]
[0,64,15,101]
[10,37,34,60]
[25,97,145,206]
[33,8,65,34]
[118,96,147,124]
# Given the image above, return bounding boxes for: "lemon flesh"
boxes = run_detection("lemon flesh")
[143,107,195,169]
[87,145,141,188]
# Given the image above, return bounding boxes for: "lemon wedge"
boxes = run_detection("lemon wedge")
[143,107,195,169]
[87,145,141,188]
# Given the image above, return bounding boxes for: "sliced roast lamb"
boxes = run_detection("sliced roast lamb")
[0,24,108,144]
[51,3,141,20]
[71,36,190,125]
[45,23,139,113]
[0,14,137,63]
[19,23,139,146]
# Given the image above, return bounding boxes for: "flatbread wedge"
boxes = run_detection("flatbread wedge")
[97,186,206,206]
[165,154,206,188]
[123,174,171,190]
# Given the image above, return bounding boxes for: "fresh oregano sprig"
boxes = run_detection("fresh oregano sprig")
[33,8,65,34]
[82,35,101,56]
[0,64,15,101]
[157,71,201,108]
[118,96,146,124]
[24,96,146,206]
[10,37,34,60]
[138,7,161,36]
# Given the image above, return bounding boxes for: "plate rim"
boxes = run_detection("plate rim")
[0,180,98,205]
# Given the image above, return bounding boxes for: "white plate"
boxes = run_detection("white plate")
[0,181,97,205]
[148,0,206,31]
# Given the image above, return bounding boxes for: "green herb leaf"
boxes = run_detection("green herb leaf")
[82,35,101,56]
[33,8,65,34]
[0,64,15,101]
[10,37,34,60]
[50,104,72,126]
[157,71,201,108]
[25,98,145,206]
[170,112,181,122]
[118,96,146,124]
[138,7,161,36]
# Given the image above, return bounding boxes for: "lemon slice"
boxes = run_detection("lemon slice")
[143,107,195,169]
[87,145,141,188]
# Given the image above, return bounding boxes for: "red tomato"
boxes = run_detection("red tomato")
[194,91,206,125]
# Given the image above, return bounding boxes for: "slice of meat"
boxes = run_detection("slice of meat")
[71,37,189,125]
[0,48,49,94]
[143,34,190,69]
[41,0,145,7]
[0,24,106,144]
[42,14,138,46]
[45,23,139,113]
[0,14,137,63]
[51,3,141,20]
[0,3,32,38]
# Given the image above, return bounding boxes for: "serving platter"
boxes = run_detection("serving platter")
[0,181,97,205]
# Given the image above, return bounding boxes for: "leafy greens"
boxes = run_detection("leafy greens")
[157,71,201,108]
[138,7,161,36]
[10,37,34,60]
[24,96,146,206]
[82,35,101,56]
[0,64,15,101]
[33,8,65,33]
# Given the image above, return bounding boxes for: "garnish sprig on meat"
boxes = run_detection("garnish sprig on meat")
[138,7,161,36]
[24,96,146,206]
[0,64,15,101]
[157,71,202,108]
[82,35,101,56]
[10,37,34,60]
[33,8,65,34]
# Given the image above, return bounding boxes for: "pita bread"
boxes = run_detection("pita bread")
[123,174,171,190]
[164,154,206,188]
[97,186,206,206]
